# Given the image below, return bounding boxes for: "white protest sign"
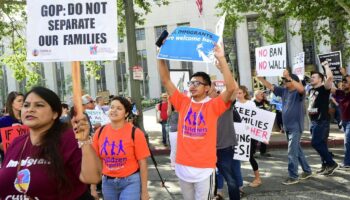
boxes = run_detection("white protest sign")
[292,52,305,80]
[233,123,251,161]
[235,104,276,144]
[26,0,118,62]
[255,43,287,77]
[133,66,144,80]
[215,12,226,45]
[86,110,110,126]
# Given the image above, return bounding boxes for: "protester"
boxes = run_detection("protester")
[91,96,150,200]
[95,96,109,114]
[168,104,179,168]
[60,103,71,124]
[307,62,339,175]
[82,94,99,134]
[209,85,241,200]
[157,43,235,199]
[235,86,262,187]
[331,72,350,169]
[253,90,271,157]
[156,93,170,146]
[257,70,312,185]
[0,86,100,199]
[0,91,24,161]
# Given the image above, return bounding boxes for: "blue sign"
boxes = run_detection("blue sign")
[157,27,219,63]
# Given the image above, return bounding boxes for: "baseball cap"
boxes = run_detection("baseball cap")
[82,94,93,105]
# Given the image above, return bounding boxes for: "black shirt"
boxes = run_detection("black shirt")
[307,85,330,121]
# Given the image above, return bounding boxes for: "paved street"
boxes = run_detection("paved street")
[148,148,350,200]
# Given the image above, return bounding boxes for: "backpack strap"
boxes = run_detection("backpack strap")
[131,126,136,141]
[97,125,106,139]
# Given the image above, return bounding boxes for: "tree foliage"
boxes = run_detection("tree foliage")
[217,0,350,64]
[0,0,168,91]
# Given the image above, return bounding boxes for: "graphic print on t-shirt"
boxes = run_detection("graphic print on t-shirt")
[14,169,30,193]
[183,107,207,138]
[308,90,319,114]
[100,137,127,170]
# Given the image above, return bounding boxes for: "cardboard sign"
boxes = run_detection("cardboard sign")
[157,27,219,63]
[0,125,29,152]
[233,123,251,161]
[318,51,342,81]
[293,52,305,80]
[26,0,118,62]
[85,110,110,125]
[255,43,287,77]
[235,104,276,144]
[213,80,225,93]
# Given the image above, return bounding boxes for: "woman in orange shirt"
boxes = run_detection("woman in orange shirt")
[91,96,150,200]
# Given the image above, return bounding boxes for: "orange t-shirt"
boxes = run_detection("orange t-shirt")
[170,90,230,168]
[92,123,150,178]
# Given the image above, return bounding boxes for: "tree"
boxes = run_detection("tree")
[217,0,350,64]
[0,0,168,90]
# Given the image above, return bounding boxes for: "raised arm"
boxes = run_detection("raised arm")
[256,76,274,91]
[322,61,333,90]
[215,44,237,103]
[157,59,177,96]
[283,70,305,94]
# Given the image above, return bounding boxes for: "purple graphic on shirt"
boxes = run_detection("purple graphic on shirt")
[117,140,126,155]
[100,137,110,156]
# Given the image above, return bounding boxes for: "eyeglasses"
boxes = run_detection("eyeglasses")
[187,81,207,87]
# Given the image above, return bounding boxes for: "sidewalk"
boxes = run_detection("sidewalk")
[143,108,345,155]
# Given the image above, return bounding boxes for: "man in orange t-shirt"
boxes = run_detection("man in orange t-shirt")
[157,44,236,200]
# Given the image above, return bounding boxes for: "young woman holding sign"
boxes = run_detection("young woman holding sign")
[235,86,262,188]
[0,87,99,199]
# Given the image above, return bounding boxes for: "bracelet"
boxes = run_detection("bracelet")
[77,136,92,148]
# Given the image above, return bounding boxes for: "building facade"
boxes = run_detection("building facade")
[1,0,349,106]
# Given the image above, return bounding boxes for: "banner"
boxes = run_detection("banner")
[235,104,276,144]
[318,51,342,81]
[292,52,305,80]
[170,70,191,95]
[255,43,287,77]
[85,110,110,126]
[233,123,251,161]
[0,125,29,153]
[157,27,219,63]
[26,0,118,62]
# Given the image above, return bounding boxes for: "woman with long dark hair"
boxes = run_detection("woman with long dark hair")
[91,96,150,200]
[0,91,24,160]
[0,87,101,199]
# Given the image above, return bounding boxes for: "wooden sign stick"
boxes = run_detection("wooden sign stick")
[71,61,84,140]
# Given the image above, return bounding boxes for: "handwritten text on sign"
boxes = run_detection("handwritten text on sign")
[293,52,305,80]
[256,43,286,77]
[233,123,251,161]
[235,104,276,144]
[26,0,118,62]
[86,110,110,126]
[0,125,29,153]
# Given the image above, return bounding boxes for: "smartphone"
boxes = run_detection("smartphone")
[155,30,169,47]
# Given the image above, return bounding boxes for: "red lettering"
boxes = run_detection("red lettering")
[259,49,268,57]
[259,61,267,70]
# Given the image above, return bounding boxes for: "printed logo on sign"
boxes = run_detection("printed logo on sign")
[90,45,98,55]
[182,108,208,138]
[32,49,39,57]
[14,169,31,193]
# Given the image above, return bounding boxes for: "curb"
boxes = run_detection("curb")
[149,138,345,156]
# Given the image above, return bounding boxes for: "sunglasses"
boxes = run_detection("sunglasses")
[187,81,208,87]
[281,78,292,83]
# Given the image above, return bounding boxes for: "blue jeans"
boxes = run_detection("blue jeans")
[310,120,335,166]
[343,121,350,165]
[161,121,167,145]
[286,131,312,179]
[102,172,141,200]
[216,169,224,189]
[216,146,240,200]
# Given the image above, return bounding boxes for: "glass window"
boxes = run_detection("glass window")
[155,25,167,39]
[135,28,145,41]
[96,61,107,92]
[0,66,8,106]
[116,52,127,96]
[247,17,263,74]
[137,50,149,98]
[55,62,65,100]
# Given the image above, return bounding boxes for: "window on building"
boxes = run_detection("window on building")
[0,66,8,106]
[96,61,107,92]
[247,17,263,74]
[301,22,316,71]
[118,35,124,43]
[155,25,167,39]
[34,63,45,87]
[137,50,149,98]
[116,52,127,96]
[135,28,146,41]
[55,62,65,100]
